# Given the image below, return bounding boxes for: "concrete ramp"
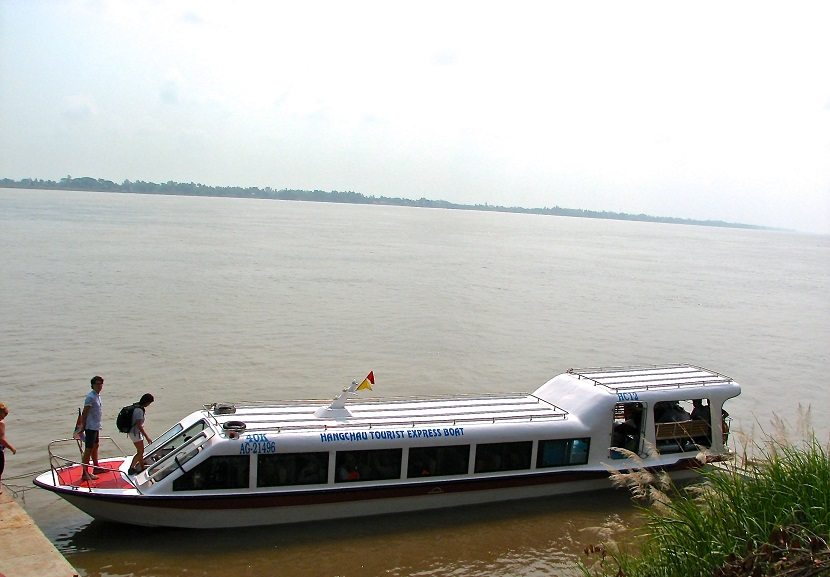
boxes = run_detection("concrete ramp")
[0,491,78,577]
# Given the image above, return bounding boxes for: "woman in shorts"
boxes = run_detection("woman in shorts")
[128,393,154,475]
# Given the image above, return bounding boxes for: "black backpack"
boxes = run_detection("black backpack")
[116,403,139,433]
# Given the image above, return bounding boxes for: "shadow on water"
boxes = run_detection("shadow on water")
[58,489,642,577]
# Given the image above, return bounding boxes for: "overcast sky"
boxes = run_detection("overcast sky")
[2,1,828,233]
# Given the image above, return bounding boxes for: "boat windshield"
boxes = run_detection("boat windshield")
[145,420,208,469]
[144,423,184,458]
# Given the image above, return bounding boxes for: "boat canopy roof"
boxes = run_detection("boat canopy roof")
[204,393,569,436]
[193,364,739,439]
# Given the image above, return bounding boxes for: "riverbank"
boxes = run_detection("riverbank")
[0,179,773,230]
[581,435,830,577]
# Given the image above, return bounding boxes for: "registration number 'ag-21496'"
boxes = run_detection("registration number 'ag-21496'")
[238,433,276,454]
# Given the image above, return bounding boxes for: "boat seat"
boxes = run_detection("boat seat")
[654,420,711,453]
[655,419,710,441]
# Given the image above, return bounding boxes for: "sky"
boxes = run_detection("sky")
[1,1,829,233]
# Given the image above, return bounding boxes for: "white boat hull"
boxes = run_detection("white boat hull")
[39,463,701,528]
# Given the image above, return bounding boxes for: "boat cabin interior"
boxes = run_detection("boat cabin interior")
[611,397,730,458]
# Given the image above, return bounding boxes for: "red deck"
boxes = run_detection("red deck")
[56,459,134,489]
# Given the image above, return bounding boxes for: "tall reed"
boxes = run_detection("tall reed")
[581,434,830,577]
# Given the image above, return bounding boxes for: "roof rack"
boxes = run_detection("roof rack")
[567,364,733,392]
[205,392,533,413]
[203,393,569,435]
[232,411,569,435]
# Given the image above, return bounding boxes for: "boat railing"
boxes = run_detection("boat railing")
[45,437,145,493]
[202,406,223,430]
[204,392,536,414]
[229,411,568,435]
[568,364,734,391]
[609,378,733,392]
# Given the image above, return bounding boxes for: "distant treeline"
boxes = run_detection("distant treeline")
[0,176,768,230]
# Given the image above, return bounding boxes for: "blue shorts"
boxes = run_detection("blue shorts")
[84,429,100,448]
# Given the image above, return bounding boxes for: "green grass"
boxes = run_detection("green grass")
[581,436,830,577]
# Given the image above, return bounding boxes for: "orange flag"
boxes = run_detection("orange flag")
[356,371,375,391]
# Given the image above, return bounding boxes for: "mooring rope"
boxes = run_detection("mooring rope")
[1,481,37,502]
[3,468,50,481]
[1,468,52,502]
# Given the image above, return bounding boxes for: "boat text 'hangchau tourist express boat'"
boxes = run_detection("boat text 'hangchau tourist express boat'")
[34,364,740,528]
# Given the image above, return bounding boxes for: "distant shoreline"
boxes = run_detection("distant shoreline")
[1,176,772,230]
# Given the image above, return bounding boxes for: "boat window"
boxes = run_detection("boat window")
[689,397,728,436]
[474,441,532,473]
[407,445,470,478]
[335,448,402,483]
[145,420,207,466]
[537,438,591,467]
[257,452,329,487]
[144,423,183,455]
[654,399,694,423]
[173,455,250,491]
[654,397,726,453]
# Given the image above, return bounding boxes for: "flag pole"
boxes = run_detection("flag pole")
[314,372,374,417]
[329,380,359,410]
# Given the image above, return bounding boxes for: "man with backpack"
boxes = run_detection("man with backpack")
[123,393,154,475]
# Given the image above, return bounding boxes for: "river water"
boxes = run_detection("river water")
[1,188,828,577]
